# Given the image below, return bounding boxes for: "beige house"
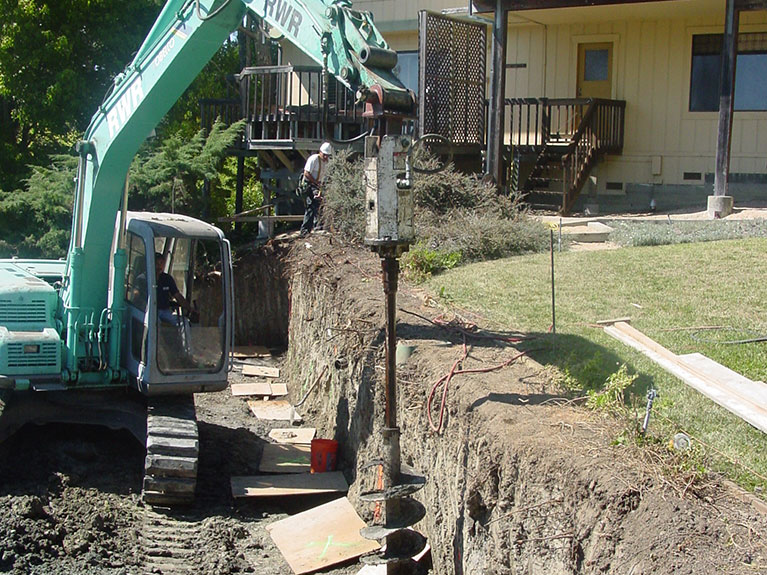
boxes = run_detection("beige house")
[277,0,767,213]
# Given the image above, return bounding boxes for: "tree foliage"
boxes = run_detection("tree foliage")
[0,1,254,257]
[0,0,163,191]
[0,155,76,258]
[128,119,247,216]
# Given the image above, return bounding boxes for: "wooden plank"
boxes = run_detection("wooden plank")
[604,322,767,434]
[248,400,301,422]
[259,443,311,473]
[270,383,288,397]
[268,427,316,444]
[231,471,348,498]
[595,317,631,326]
[678,353,767,406]
[226,215,304,223]
[242,364,280,378]
[233,345,270,358]
[231,382,272,397]
[266,497,380,575]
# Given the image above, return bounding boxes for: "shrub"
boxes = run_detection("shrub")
[609,220,767,247]
[321,147,550,270]
[417,210,549,263]
[401,242,462,282]
[320,149,366,241]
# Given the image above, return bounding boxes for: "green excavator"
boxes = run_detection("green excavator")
[0,0,414,505]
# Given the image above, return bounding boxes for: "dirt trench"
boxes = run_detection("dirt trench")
[279,234,767,575]
[0,235,765,574]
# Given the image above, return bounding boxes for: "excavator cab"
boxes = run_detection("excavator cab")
[121,212,233,397]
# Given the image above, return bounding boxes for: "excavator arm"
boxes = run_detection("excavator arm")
[63,0,413,381]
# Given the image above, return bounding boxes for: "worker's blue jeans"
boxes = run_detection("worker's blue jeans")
[300,195,319,235]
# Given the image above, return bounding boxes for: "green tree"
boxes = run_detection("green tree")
[129,119,246,216]
[0,0,162,190]
[0,155,76,258]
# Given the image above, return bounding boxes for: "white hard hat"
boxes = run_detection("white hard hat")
[320,142,333,156]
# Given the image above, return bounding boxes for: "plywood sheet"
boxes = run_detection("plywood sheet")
[231,471,347,498]
[243,364,280,378]
[270,383,288,396]
[268,428,316,444]
[233,345,270,358]
[266,497,380,574]
[248,400,300,422]
[231,382,272,397]
[259,443,311,473]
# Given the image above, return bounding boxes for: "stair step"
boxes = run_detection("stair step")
[525,190,563,197]
[527,204,562,213]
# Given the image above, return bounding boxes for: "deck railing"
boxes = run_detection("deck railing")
[240,65,365,145]
[505,98,596,150]
[561,99,626,212]
[199,98,243,134]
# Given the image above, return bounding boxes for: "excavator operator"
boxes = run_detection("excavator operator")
[155,252,191,324]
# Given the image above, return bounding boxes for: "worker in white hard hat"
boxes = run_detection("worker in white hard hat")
[299,142,333,236]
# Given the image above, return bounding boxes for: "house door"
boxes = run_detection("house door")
[577,43,613,99]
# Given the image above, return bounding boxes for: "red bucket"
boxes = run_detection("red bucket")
[310,439,339,473]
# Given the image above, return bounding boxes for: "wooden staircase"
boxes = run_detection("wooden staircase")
[520,141,570,211]
[508,98,626,214]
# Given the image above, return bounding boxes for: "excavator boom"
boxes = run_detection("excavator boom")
[66,0,413,381]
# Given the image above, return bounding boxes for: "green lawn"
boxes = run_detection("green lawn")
[425,237,767,492]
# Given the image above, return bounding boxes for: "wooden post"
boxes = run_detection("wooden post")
[485,0,508,187]
[714,0,739,197]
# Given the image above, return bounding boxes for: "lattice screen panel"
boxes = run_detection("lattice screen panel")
[418,11,486,146]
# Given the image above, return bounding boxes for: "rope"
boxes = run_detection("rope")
[426,344,529,433]
[409,133,453,174]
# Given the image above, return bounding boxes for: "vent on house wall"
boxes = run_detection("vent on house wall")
[605,181,624,191]
[683,172,703,181]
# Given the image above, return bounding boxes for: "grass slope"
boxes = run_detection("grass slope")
[427,237,767,491]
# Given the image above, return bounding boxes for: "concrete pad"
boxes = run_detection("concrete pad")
[707,195,734,218]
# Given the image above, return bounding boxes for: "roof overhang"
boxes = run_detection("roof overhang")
[471,0,765,14]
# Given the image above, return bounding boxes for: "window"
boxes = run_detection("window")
[690,33,767,112]
[125,232,148,312]
[584,49,609,81]
[393,51,418,93]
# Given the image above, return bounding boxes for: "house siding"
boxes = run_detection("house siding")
[282,1,767,198]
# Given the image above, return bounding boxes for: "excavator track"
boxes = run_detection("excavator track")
[141,507,199,574]
[143,395,199,506]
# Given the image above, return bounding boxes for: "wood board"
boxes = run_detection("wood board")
[232,382,288,397]
[259,443,311,473]
[242,364,280,378]
[604,322,767,434]
[231,382,272,397]
[231,471,347,498]
[248,400,301,422]
[268,427,316,444]
[266,497,380,575]
[270,383,288,396]
[233,345,270,358]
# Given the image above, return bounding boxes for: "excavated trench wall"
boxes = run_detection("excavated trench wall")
[235,241,745,575]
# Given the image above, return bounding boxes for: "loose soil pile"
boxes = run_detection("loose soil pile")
[0,233,765,574]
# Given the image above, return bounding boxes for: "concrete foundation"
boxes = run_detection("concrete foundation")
[707,195,734,219]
